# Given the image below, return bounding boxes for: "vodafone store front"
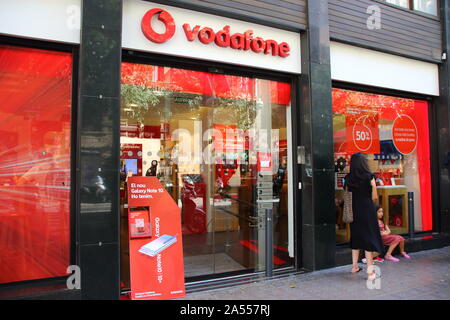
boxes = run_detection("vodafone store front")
[118,1,300,298]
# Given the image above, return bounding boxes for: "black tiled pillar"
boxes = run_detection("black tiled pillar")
[438,1,450,234]
[76,0,122,299]
[299,0,335,270]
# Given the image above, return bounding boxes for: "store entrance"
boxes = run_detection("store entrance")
[119,61,294,290]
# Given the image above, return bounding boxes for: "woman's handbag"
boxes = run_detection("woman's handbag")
[343,186,353,223]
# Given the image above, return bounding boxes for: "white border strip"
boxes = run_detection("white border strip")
[0,0,81,44]
[330,42,439,96]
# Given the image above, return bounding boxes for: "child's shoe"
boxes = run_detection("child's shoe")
[362,257,384,264]
[384,255,400,262]
[400,252,411,259]
[374,257,384,263]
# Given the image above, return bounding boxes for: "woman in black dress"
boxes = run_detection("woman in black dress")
[345,153,384,281]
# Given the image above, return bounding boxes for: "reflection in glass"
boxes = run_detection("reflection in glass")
[0,45,72,283]
[386,0,410,9]
[413,0,438,15]
[119,63,293,287]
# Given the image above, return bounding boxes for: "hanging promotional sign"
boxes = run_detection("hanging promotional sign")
[345,107,380,154]
[392,114,418,155]
[127,176,185,300]
[257,152,273,172]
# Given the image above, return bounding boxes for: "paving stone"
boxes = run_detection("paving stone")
[179,246,450,300]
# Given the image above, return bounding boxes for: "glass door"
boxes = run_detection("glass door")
[119,62,294,288]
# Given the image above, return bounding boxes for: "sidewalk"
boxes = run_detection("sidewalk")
[179,246,450,300]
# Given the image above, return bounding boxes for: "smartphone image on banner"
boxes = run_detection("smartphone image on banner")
[139,234,177,257]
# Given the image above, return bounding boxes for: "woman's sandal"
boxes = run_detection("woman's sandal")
[401,252,411,259]
[351,267,362,274]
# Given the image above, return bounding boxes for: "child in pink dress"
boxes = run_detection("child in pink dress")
[376,206,411,262]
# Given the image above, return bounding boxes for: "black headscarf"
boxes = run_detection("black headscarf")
[345,153,372,190]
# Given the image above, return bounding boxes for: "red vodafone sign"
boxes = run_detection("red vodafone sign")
[140,8,290,58]
[392,114,418,155]
[141,8,176,43]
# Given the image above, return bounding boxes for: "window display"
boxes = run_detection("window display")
[332,88,432,244]
[119,61,293,288]
[0,45,72,283]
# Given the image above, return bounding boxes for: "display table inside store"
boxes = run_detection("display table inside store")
[376,185,409,235]
[336,223,350,244]
[210,195,240,233]
[335,185,409,243]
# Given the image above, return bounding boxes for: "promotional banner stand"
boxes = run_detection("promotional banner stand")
[127,176,185,300]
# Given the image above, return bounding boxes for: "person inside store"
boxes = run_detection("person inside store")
[145,160,158,177]
[273,156,287,198]
[376,205,411,262]
[345,153,385,281]
[120,160,128,182]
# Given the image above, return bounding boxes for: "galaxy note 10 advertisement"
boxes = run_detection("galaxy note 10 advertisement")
[127,176,185,300]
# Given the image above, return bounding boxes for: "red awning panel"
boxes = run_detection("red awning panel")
[121,62,290,106]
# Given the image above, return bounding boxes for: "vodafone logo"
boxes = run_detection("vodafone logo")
[140,8,291,58]
[352,115,373,152]
[141,8,176,43]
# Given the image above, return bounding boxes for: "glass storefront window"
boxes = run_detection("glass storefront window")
[413,0,438,15]
[386,0,410,9]
[332,88,432,244]
[0,45,72,283]
[119,62,293,287]
[384,0,438,15]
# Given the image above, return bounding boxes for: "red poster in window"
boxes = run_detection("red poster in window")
[257,152,273,172]
[345,109,380,154]
[392,114,418,155]
[127,177,185,300]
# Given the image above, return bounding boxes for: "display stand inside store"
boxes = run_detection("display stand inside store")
[377,185,409,235]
